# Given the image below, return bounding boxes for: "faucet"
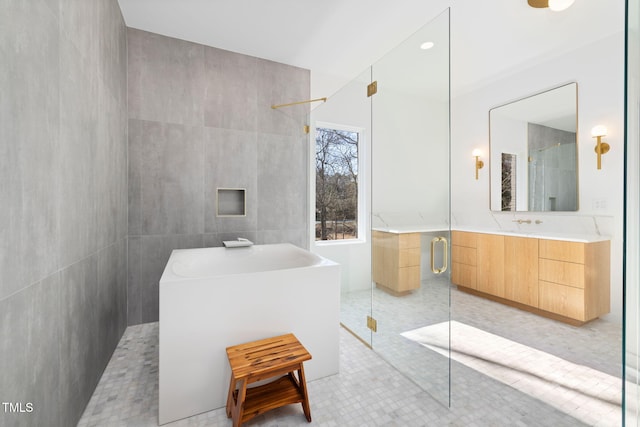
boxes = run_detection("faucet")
[512,219,532,224]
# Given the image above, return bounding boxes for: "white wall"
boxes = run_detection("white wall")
[372,93,449,225]
[451,32,625,322]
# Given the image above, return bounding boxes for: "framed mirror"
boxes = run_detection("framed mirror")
[489,82,578,212]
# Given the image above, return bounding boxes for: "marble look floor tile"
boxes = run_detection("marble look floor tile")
[79,278,622,426]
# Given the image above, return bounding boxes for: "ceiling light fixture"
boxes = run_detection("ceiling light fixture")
[420,41,435,50]
[527,0,575,11]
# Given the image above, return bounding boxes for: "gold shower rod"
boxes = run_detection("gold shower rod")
[271,97,327,109]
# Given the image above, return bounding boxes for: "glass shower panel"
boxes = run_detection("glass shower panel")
[310,68,373,347]
[625,0,640,423]
[370,9,451,406]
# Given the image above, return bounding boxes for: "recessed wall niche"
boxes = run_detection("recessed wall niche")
[216,188,246,216]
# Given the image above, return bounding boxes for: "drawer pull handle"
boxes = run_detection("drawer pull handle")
[431,236,448,274]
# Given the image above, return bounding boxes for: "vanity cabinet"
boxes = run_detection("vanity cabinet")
[538,239,610,322]
[476,233,505,298]
[504,236,539,307]
[451,231,610,324]
[372,230,421,294]
[451,231,477,289]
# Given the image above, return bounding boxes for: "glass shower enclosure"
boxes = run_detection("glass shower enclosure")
[310,9,451,406]
[625,0,640,424]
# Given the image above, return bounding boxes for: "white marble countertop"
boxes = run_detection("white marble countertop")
[372,226,448,234]
[372,226,610,243]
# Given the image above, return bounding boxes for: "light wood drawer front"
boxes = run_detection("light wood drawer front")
[452,231,477,248]
[399,247,420,267]
[539,280,585,321]
[452,245,476,266]
[452,262,476,289]
[539,259,585,288]
[399,233,421,249]
[539,239,584,263]
[397,266,420,292]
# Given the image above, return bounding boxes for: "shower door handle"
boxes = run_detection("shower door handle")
[430,236,448,274]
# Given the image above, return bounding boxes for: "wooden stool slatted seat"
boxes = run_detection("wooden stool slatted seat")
[225,333,312,427]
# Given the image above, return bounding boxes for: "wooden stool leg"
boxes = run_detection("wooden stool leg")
[232,379,248,427]
[297,365,312,422]
[226,374,237,418]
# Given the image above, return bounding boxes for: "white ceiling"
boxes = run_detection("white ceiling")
[117,0,625,97]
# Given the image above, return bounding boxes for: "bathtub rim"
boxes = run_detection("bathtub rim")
[160,242,338,283]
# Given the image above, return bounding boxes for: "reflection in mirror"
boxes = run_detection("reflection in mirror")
[501,153,517,211]
[490,83,578,212]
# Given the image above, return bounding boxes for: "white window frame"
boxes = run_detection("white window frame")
[310,121,368,247]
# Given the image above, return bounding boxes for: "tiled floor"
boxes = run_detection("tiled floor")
[79,279,622,426]
[403,321,621,425]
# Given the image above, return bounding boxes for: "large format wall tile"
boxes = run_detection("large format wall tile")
[257,133,308,232]
[128,28,205,126]
[24,275,63,427]
[0,0,60,300]
[58,39,99,268]
[59,0,100,76]
[0,278,63,427]
[1,1,128,425]
[128,119,205,235]
[128,234,204,325]
[257,59,310,136]
[95,82,125,251]
[58,255,100,427]
[0,282,29,427]
[204,47,258,131]
[204,127,258,234]
[98,0,127,106]
[96,242,127,370]
[127,32,311,324]
[204,231,259,248]
[258,228,309,249]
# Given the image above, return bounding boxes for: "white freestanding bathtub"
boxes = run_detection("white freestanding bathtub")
[158,243,340,425]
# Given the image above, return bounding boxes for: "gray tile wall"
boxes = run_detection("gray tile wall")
[0,0,128,426]
[127,29,310,325]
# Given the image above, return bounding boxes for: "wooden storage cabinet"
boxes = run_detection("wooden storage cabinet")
[538,281,585,321]
[476,233,505,298]
[451,231,477,289]
[504,236,539,307]
[372,230,421,294]
[538,239,610,322]
[451,231,610,324]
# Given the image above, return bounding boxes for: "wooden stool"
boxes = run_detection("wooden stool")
[225,333,312,427]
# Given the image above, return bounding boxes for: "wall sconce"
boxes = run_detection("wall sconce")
[472,149,484,180]
[591,125,610,170]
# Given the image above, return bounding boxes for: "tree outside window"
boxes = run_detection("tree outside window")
[315,127,359,241]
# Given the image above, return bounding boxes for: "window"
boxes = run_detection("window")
[315,126,359,241]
